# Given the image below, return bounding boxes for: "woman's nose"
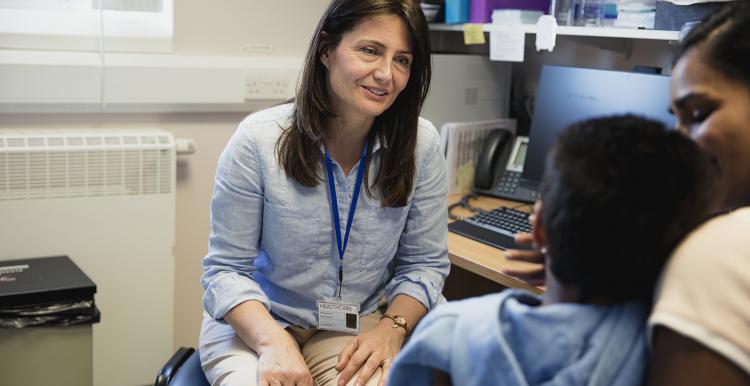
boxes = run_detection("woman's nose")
[373,58,393,83]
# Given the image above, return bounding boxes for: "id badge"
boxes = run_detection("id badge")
[317,300,359,334]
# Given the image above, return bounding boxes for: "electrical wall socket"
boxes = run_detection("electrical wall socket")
[244,73,292,100]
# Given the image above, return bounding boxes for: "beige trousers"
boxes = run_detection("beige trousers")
[199,311,384,386]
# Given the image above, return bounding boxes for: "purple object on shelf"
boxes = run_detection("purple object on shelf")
[470,0,552,23]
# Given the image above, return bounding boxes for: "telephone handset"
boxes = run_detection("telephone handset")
[473,129,539,203]
[474,129,511,190]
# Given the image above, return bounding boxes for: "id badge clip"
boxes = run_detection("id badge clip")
[317,300,359,334]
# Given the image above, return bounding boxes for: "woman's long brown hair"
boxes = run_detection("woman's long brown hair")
[276,0,431,207]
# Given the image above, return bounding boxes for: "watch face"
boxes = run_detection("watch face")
[394,316,406,325]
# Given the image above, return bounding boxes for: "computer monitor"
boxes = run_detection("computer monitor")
[520,65,676,188]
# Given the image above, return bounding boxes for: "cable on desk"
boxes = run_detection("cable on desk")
[511,202,535,212]
[448,192,485,221]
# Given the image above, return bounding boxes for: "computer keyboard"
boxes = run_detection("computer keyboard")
[448,207,533,250]
[466,206,532,236]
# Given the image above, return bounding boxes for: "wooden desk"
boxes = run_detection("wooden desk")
[447,194,544,295]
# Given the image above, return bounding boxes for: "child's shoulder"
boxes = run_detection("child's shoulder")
[426,290,539,325]
[434,292,503,313]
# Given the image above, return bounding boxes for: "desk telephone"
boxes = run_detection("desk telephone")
[473,129,539,203]
[448,130,537,251]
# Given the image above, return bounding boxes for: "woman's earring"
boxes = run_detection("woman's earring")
[540,246,547,255]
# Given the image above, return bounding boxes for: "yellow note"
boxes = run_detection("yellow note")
[463,24,486,45]
[457,162,476,194]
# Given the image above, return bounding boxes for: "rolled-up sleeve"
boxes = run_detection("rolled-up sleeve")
[386,127,450,310]
[201,122,269,320]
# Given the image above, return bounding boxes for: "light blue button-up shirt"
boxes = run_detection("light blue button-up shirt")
[201,103,450,328]
[389,290,648,386]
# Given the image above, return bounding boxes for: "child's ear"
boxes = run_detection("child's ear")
[531,200,547,252]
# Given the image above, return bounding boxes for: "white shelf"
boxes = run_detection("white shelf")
[430,23,680,41]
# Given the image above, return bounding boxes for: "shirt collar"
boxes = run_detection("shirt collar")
[317,133,386,155]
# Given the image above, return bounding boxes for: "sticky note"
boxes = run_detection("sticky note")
[457,162,476,194]
[490,29,525,62]
[463,24,486,45]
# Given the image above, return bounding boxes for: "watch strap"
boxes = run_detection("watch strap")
[382,313,409,334]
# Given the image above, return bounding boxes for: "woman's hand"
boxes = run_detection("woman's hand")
[503,232,546,286]
[502,204,546,286]
[225,300,314,386]
[335,319,406,386]
[256,329,314,386]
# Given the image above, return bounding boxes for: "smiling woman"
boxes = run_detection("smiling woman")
[668,40,750,212]
[281,0,432,208]
[647,2,750,385]
[198,1,449,386]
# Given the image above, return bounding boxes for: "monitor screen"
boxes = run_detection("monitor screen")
[520,65,675,187]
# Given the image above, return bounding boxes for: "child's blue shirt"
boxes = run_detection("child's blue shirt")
[389,289,648,386]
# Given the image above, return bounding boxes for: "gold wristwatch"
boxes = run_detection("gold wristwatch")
[382,313,409,334]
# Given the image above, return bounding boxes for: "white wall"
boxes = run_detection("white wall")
[0,0,330,350]
[174,0,328,56]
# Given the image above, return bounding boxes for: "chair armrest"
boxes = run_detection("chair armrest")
[154,347,196,386]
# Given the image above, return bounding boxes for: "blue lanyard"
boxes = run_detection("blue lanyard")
[325,140,368,299]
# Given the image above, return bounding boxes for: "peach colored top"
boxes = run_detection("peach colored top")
[649,207,750,375]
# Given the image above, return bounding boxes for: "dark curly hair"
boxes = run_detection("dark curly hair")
[541,115,716,302]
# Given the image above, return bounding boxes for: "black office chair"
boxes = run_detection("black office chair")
[154,347,210,386]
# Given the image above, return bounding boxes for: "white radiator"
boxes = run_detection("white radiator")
[0,129,175,386]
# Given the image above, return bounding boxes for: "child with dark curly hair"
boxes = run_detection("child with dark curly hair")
[388,115,716,386]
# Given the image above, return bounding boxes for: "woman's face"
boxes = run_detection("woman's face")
[670,48,750,209]
[321,14,413,124]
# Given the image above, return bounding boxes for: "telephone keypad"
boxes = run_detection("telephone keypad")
[477,171,540,203]
[496,171,521,194]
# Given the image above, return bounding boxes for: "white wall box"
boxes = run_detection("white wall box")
[0,50,302,113]
[0,0,173,53]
